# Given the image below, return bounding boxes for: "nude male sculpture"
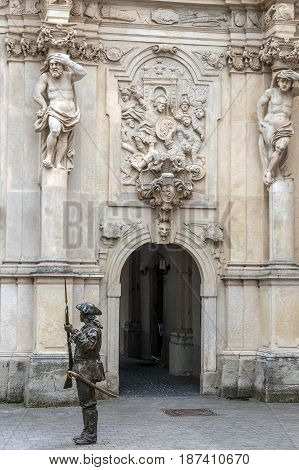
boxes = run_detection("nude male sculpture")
[33,53,86,172]
[257,69,299,185]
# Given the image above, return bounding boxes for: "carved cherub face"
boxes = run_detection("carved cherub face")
[277,77,292,92]
[158,221,171,240]
[49,59,63,78]
[160,183,175,203]
[121,91,131,102]
[195,107,205,119]
[182,115,192,127]
[180,102,190,112]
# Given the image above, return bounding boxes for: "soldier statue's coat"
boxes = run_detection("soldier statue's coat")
[67,302,104,445]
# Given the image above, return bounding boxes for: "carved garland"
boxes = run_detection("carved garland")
[227,38,299,72]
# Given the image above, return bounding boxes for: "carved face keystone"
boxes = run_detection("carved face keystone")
[158,222,171,239]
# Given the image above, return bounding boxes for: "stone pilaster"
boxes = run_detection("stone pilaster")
[269,179,295,266]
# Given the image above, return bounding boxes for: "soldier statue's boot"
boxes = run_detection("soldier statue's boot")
[75,409,98,445]
[73,408,88,443]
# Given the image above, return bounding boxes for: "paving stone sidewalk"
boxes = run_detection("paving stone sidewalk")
[0,396,298,450]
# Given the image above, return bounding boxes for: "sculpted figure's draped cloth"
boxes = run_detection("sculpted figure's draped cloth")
[260,121,294,174]
[271,122,294,148]
[34,72,80,172]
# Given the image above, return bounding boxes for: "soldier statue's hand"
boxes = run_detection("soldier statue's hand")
[64,323,74,333]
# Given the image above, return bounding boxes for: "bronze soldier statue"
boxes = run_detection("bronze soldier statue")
[64,302,105,445]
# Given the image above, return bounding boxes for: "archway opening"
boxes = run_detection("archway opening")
[119,243,201,396]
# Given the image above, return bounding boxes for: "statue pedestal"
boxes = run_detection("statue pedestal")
[269,179,295,266]
[40,168,68,265]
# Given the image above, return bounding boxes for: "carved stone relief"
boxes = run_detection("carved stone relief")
[226,46,262,72]
[5,29,126,65]
[232,11,246,28]
[99,221,143,247]
[227,37,299,72]
[183,222,225,274]
[264,3,294,27]
[69,39,103,62]
[259,37,299,68]
[71,1,100,19]
[152,9,179,25]
[10,0,25,14]
[1,0,41,14]
[118,49,208,241]
[27,0,41,14]
[101,5,139,23]
[94,4,229,28]
[247,10,262,29]
[200,51,225,70]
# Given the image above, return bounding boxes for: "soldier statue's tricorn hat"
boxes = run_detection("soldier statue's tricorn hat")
[76,302,102,316]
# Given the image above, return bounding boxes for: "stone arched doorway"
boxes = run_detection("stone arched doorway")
[105,226,218,395]
[119,243,202,394]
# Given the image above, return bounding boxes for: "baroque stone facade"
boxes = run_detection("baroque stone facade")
[0,0,299,406]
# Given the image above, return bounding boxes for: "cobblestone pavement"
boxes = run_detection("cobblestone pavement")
[119,357,200,396]
[0,360,298,450]
[1,398,299,450]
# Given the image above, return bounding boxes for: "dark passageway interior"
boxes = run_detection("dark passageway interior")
[119,243,201,396]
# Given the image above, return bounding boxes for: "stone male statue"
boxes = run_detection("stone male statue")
[257,69,299,185]
[64,302,104,445]
[33,53,86,172]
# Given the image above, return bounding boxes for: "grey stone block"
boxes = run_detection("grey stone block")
[218,355,239,397]
[255,351,299,403]
[7,356,29,402]
[0,359,10,401]
[238,356,256,397]
[24,354,78,407]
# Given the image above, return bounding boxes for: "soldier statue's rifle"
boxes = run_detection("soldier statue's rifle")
[67,370,119,398]
[64,278,74,389]
[63,279,119,398]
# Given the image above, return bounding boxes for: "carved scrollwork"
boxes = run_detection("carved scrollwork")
[69,40,103,63]
[152,44,177,55]
[183,222,225,273]
[200,51,225,70]
[99,221,143,247]
[5,38,22,57]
